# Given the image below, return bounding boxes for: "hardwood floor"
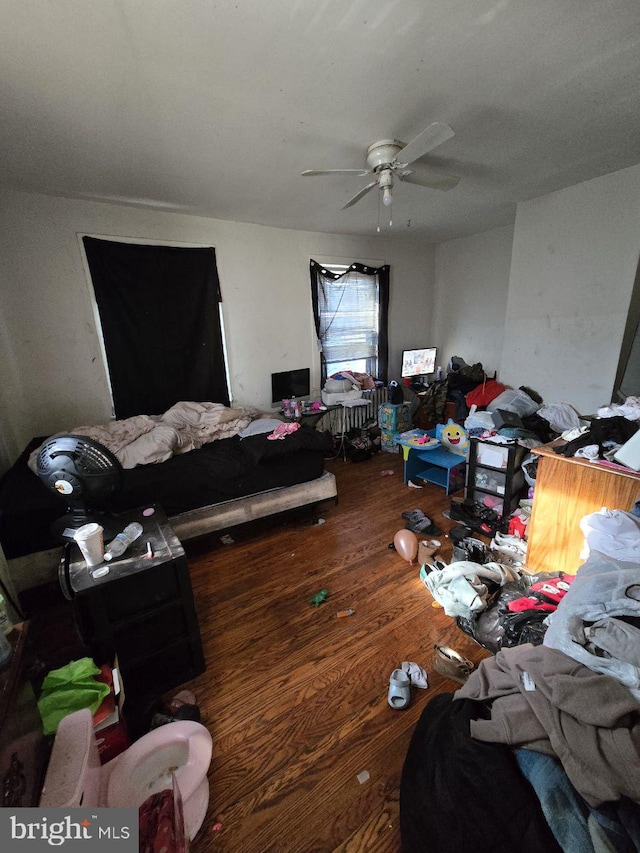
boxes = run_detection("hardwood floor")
[183,449,488,853]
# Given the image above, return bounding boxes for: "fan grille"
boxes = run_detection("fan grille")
[37,434,123,501]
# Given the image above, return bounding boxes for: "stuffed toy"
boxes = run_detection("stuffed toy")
[436,419,469,456]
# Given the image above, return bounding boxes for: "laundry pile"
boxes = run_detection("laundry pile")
[422,530,576,654]
[452,641,640,848]
[401,507,640,853]
[422,354,640,484]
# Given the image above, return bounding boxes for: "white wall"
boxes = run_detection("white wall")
[500,164,640,414]
[432,224,514,377]
[0,189,433,473]
[431,163,640,416]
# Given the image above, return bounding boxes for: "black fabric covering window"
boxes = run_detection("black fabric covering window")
[83,237,229,419]
[309,259,389,385]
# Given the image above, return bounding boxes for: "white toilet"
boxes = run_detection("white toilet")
[40,708,212,840]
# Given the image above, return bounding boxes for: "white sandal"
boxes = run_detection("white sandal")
[388,668,411,709]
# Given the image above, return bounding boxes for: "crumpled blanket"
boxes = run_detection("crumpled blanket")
[28,401,262,471]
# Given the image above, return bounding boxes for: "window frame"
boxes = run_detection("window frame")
[309,259,390,386]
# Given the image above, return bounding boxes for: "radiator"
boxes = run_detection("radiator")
[327,386,388,435]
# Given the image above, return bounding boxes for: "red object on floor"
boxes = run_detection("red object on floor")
[508,515,528,539]
[506,597,556,613]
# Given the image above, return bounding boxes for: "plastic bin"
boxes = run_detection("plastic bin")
[486,388,540,417]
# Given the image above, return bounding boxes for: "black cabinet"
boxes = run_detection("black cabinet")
[67,506,205,729]
[465,437,526,517]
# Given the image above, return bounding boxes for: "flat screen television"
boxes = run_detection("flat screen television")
[401,347,437,378]
[271,367,311,404]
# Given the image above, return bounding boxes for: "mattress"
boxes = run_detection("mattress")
[0,428,333,562]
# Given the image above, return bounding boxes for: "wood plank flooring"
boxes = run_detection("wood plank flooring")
[184,449,488,853]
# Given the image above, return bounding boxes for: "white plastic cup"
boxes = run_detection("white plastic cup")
[74,523,105,567]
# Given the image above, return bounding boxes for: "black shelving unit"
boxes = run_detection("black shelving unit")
[465,437,525,517]
[67,505,205,735]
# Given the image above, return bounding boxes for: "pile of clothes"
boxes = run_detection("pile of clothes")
[402,508,640,853]
[422,528,577,653]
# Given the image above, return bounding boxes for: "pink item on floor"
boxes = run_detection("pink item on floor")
[483,495,502,511]
[267,421,301,440]
[40,708,211,841]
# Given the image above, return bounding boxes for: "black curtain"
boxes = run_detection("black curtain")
[309,260,390,384]
[83,237,229,419]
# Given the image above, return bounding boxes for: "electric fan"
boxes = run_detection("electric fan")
[301,121,460,211]
[36,434,124,543]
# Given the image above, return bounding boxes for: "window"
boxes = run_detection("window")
[83,237,229,418]
[309,260,389,384]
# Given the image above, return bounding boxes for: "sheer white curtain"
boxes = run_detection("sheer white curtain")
[310,260,389,384]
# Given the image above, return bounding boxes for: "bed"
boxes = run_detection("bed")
[0,410,337,593]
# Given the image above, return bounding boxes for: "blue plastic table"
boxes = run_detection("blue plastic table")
[393,429,467,495]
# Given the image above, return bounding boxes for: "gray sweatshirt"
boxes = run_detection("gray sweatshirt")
[455,643,640,807]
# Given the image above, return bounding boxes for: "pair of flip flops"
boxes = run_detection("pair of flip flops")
[402,509,442,536]
[387,661,429,709]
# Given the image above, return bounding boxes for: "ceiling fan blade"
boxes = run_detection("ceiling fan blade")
[398,166,460,192]
[341,180,379,209]
[301,169,371,176]
[395,122,455,166]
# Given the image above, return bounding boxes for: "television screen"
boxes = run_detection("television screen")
[271,368,311,404]
[401,347,437,378]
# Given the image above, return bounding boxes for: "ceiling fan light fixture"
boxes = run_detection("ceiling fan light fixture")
[301,122,458,223]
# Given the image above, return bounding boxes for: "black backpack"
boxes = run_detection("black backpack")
[387,381,404,405]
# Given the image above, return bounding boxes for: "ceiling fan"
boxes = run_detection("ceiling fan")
[301,122,460,213]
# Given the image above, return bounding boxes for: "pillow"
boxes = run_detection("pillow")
[238,418,284,438]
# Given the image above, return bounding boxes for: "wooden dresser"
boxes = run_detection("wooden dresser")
[525,442,640,575]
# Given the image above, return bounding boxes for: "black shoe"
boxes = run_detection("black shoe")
[459,498,499,523]
[406,518,442,536]
[449,524,473,543]
[453,536,489,564]
[448,502,484,530]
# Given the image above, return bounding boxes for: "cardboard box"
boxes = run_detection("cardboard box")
[378,403,411,433]
[93,661,130,764]
[380,430,400,453]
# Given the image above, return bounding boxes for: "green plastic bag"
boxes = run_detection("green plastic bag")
[37,658,110,735]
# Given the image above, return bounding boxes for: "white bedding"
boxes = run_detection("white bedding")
[29,401,262,471]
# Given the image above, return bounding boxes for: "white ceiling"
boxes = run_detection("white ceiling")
[2,1,640,243]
